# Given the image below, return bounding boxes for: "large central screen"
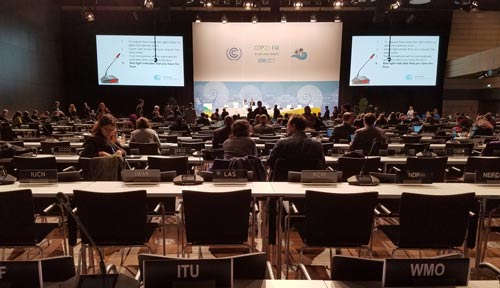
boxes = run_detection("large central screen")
[349,36,439,86]
[96,35,184,87]
[193,22,342,115]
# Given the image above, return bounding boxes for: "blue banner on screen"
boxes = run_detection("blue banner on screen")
[350,36,439,86]
[96,35,184,87]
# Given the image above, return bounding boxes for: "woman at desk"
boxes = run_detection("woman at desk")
[80,114,126,158]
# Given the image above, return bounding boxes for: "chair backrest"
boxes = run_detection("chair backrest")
[445,142,474,156]
[78,156,125,181]
[337,157,381,182]
[271,158,324,181]
[405,156,448,182]
[403,143,430,155]
[179,141,205,151]
[401,135,422,144]
[464,156,500,173]
[181,189,251,245]
[321,142,334,155]
[138,252,267,281]
[0,189,37,246]
[73,190,148,245]
[304,191,378,247]
[0,123,14,141]
[147,156,189,175]
[398,192,475,249]
[262,141,278,156]
[40,141,70,154]
[211,158,231,170]
[41,256,76,282]
[481,142,500,156]
[331,255,383,281]
[129,142,160,155]
[14,155,57,172]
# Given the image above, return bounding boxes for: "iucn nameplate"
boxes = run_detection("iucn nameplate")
[18,169,58,184]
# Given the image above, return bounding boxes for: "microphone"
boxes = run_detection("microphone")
[351,53,375,85]
[348,138,380,186]
[100,53,120,84]
[56,192,107,276]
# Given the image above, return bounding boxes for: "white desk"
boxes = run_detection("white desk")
[324,156,470,166]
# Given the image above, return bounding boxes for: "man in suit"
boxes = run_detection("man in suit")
[268,114,325,179]
[212,115,234,149]
[350,113,386,154]
[330,112,356,143]
[253,101,269,116]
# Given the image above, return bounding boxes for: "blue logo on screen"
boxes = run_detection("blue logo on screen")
[154,75,161,80]
[226,48,242,61]
[405,74,413,80]
[291,48,308,60]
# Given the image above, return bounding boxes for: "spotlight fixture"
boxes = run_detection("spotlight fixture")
[281,15,287,23]
[83,10,95,22]
[409,0,431,4]
[334,15,342,22]
[310,14,317,22]
[251,15,258,23]
[205,0,213,7]
[221,15,228,24]
[487,83,492,88]
[470,0,479,11]
[390,0,401,10]
[243,0,253,9]
[195,15,201,23]
[334,0,343,8]
[293,0,303,9]
[144,0,154,9]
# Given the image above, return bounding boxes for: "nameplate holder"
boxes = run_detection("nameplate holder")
[169,147,190,156]
[475,171,500,184]
[301,170,338,184]
[212,169,248,183]
[383,258,469,287]
[0,260,42,288]
[18,169,58,184]
[143,258,232,288]
[396,170,433,184]
[121,169,161,183]
[52,146,77,155]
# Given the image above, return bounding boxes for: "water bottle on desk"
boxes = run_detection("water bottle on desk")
[452,127,457,139]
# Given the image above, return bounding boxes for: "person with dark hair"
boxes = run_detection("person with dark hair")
[135,99,144,117]
[302,106,316,129]
[268,114,325,171]
[80,114,126,158]
[0,109,8,122]
[196,113,210,126]
[96,102,110,120]
[11,111,23,127]
[220,108,229,119]
[253,114,275,135]
[81,102,91,120]
[211,108,220,121]
[273,105,281,120]
[330,112,356,143]
[21,111,33,123]
[253,101,269,116]
[129,117,161,150]
[213,115,234,149]
[350,112,386,153]
[222,119,257,159]
[31,110,39,121]
[170,116,190,133]
[246,108,255,124]
[323,106,330,119]
[184,103,197,124]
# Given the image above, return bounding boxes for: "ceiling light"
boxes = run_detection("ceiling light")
[251,15,258,23]
[281,15,287,23]
[293,1,303,9]
[487,83,492,88]
[195,15,201,23]
[334,0,343,8]
[221,15,228,24]
[390,0,401,10]
[205,0,213,7]
[83,10,95,22]
[334,15,342,22]
[144,0,154,9]
[310,14,317,22]
[243,0,253,9]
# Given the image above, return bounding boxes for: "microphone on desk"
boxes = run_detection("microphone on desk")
[56,192,107,276]
[100,53,120,84]
[351,53,375,85]
[348,138,380,186]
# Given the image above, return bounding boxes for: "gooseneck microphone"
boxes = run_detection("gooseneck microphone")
[56,192,107,276]
[348,138,380,186]
[100,53,121,84]
[358,138,377,177]
[351,53,375,85]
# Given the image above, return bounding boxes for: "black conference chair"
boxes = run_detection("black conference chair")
[405,156,448,183]
[179,141,205,152]
[401,135,422,144]
[262,141,278,156]
[0,189,60,258]
[136,252,272,282]
[41,255,76,283]
[321,142,334,156]
[270,158,324,182]
[285,191,379,278]
[464,156,500,173]
[129,142,160,155]
[180,189,254,257]
[403,143,430,156]
[378,192,476,257]
[336,156,381,182]
[481,141,500,156]
[147,156,189,175]
[40,141,70,154]
[73,190,161,272]
[330,255,384,281]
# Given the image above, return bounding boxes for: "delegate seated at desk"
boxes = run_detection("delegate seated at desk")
[80,114,126,158]
[268,114,325,172]
[129,117,161,149]
[350,113,386,154]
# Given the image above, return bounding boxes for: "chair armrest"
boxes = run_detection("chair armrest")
[297,263,311,280]
[376,203,392,215]
[266,261,275,280]
[106,264,117,274]
[479,262,500,276]
[43,203,58,214]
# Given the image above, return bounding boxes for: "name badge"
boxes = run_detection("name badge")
[396,170,433,184]
[475,171,500,184]
[301,170,337,183]
[52,146,77,155]
[121,169,160,182]
[213,169,248,183]
[18,169,58,184]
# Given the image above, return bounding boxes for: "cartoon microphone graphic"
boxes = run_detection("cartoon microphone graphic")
[100,53,121,84]
[351,53,375,85]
